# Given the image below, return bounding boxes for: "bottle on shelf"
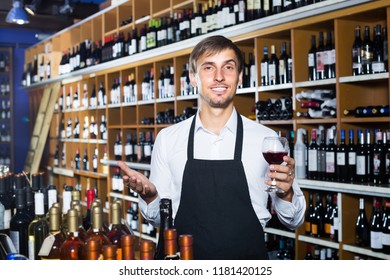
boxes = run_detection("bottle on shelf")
[361,25,373,75]
[316,31,325,80]
[114,133,123,161]
[336,129,348,183]
[260,46,269,86]
[268,45,279,85]
[330,193,339,242]
[372,129,385,185]
[311,192,324,238]
[370,198,383,252]
[323,193,334,238]
[352,25,363,75]
[304,192,315,235]
[294,128,307,179]
[308,34,317,81]
[347,129,357,183]
[307,129,318,180]
[325,128,336,181]
[382,201,390,255]
[355,197,370,247]
[372,24,386,74]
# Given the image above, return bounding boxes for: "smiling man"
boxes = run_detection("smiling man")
[118,35,305,260]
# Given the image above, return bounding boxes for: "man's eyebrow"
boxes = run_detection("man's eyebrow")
[199,59,237,67]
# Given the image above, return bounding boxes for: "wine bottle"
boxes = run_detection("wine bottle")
[107,200,128,260]
[365,129,372,183]
[323,194,334,238]
[0,176,12,236]
[278,42,291,84]
[324,30,336,79]
[382,201,390,254]
[372,130,385,185]
[308,35,317,81]
[163,228,180,260]
[179,234,193,260]
[307,129,318,180]
[60,209,84,260]
[325,128,336,181]
[370,198,383,252]
[330,193,339,242]
[9,188,30,257]
[384,131,390,184]
[317,129,327,181]
[294,128,307,179]
[304,192,315,235]
[114,133,122,160]
[311,193,324,238]
[38,205,65,260]
[336,129,348,183]
[355,197,370,247]
[155,198,173,260]
[352,25,363,75]
[361,25,373,75]
[101,244,117,260]
[356,129,367,184]
[268,45,279,85]
[82,188,95,231]
[372,24,385,74]
[261,46,269,86]
[140,240,156,260]
[347,129,357,183]
[121,234,136,260]
[28,192,49,260]
[85,202,110,247]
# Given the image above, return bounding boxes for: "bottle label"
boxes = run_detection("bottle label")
[308,53,315,67]
[373,152,381,175]
[326,152,335,173]
[38,234,55,257]
[356,155,366,175]
[3,208,11,229]
[370,231,383,250]
[311,224,318,235]
[269,64,276,84]
[316,51,325,72]
[336,152,345,165]
[28,236,35,260]
[383,232,390,246]
[308,149,318,171]
[372,62,385,73]
[125,144,133,156]
[348,152,356,165]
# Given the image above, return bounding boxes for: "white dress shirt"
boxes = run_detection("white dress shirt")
[139,108,306,230]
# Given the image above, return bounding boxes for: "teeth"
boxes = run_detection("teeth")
[212,87,226,91]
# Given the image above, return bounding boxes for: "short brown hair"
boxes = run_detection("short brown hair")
[189,35,243,75]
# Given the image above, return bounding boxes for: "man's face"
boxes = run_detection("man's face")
[190,48,242,109]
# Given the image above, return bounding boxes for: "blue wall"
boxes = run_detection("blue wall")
[0,27,41,172]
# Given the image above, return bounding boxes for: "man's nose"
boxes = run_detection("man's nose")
[214,68,225,82]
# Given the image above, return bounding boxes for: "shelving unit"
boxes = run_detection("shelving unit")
[23,0,390,259]
[0,47,14,171]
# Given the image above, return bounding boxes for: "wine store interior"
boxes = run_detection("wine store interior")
[0,0,389,260]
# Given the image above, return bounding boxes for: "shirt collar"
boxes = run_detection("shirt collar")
[195,108,238,136]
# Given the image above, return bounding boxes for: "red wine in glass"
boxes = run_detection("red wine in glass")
[262,151,288,165]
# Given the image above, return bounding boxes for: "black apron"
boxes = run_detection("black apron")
[174,111,267,260]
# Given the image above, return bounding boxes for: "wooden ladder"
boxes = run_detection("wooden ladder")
[23,82,60,174]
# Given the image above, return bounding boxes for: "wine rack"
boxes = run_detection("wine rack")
[23,0,390,259]
[0,47,14,171]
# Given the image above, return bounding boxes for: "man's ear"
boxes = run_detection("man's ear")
[237,71,243,87]
[189,71,197,88]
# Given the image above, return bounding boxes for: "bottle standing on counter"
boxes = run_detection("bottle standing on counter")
[155,198,174,260]
[39,205,65,260]
[179,234,193,260]
[28,192,49,260]
[60,209,84,260]
[163,228,180,260]
[9,188,30,257]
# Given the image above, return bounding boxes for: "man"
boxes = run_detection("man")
[118,35,305,260]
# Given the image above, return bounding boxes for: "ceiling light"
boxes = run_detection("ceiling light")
[6,0,30,25]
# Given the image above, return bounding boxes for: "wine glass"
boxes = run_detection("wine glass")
[262,136,290,193]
